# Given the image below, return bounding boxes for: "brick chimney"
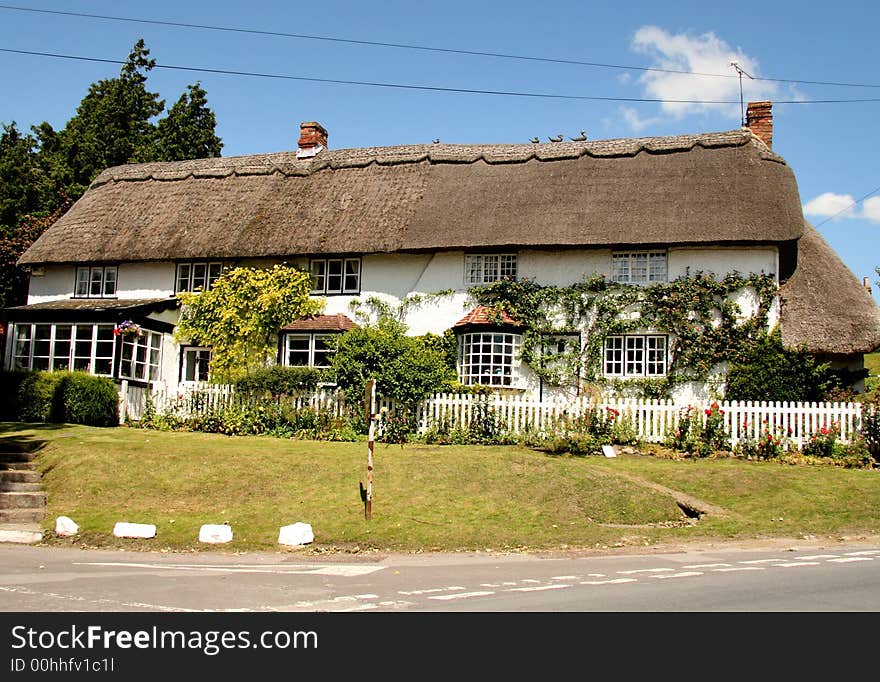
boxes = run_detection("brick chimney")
[746,101,773,148]
[297,121,328,158]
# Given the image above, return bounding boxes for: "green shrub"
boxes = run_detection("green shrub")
[861,404,880,463]
[6,371,118,426]
[233,366,322,396]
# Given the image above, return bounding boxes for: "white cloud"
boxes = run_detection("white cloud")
[861,196,880,223]
[619,106,661,133]
[802,192,880,223]
[803,192,857,219]
[629,26,779,121]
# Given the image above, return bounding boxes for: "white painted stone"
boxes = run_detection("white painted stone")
[199,524,233,544]
[278,522,314,546]
[602,445,617,458]
[55,516,79,536]
[113,522,156,539]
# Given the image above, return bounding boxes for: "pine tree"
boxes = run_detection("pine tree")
[152,83,223,161]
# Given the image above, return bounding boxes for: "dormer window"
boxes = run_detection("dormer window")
[75,265,117,298]
[175,262,225,293]
[611,251,667,284]
[465,253,517,285]
[310,258,360,295]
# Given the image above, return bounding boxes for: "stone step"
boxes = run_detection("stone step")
[0,482,42,492]
[0,440,43,453]
[0,470,41,484]
[0,451,39,464]
[0,508,46,523]
[2,462,36,471]
[0,491,47,509]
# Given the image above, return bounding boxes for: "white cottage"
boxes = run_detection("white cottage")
[5,102,880,399]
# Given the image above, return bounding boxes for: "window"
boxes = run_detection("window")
[175,262,224,293]
[181,347,212,383]
[284,333,335,368]
[75,266,117,298]
[611,251,667,284]
[604,334,667,377]
[12,323,115,375]
[458,332,521,386]
[538,333,581,377]
[310,258,360,294]
[119,330,163,382]
[465,254,517,285]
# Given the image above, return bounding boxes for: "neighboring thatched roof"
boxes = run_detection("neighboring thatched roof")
[18,129,804,266]
[779,222,880,355]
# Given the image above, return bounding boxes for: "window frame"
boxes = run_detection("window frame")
[603,334,668,378]
[11,322,116,375]
[309,258,361,295]
[119,329,163,383]
[74,265,118,299]
[179,346,212,384]
[457,331,521,387]
[464,253,518,286]
[174,261,226,294]
[610,251,667,285]
[282,332,337,369]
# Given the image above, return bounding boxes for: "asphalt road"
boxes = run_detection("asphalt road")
[1,539,878,612]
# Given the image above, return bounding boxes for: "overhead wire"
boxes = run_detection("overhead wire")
[1,3,880,90]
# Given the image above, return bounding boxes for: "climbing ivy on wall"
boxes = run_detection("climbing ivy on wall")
[467,271,778,397]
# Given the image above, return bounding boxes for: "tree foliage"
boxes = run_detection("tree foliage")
[330,316,457,409]
[150,83,223,162]
[175,265,323,381]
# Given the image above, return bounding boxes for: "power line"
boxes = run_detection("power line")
[5,47,880,106]
[813,186,880,228]
[2,3,880,90]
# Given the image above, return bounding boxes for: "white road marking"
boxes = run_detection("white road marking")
[587,573,606,578]
[398,586,463,596]
[480,583,501,588]
[799,555,840,560]
[508,584,571,593]
[579,578,638,586]
[774,562,820,568]
[713,567,766,572]
[828,557,874,563]
[0,585,200,612]
[843,550,880,556]
[652,571,704,580]
[684,563,730,569]
[501,581,518,586]
[519,579,541,584]
[551,575,580,580]
[738,559,784,565]
[353,594,378,599]
[74,561,385,577]
[618,568,674,574]
[428,591,496,601]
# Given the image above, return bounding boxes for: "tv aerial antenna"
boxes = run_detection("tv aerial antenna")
[730,61,754,126]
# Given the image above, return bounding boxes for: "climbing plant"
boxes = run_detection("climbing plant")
[467,271,778,397]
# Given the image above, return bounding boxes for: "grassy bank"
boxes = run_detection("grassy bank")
[3,422,878,553]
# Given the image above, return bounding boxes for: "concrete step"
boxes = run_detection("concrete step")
[0,470,41,484]
[0,508,46,523]
[0,491,47,509]
[0,523,43,544]
[0,481,42,492]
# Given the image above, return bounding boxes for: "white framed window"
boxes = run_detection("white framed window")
[75,265,117,298]
[284,333,335,368]
[310,258,360,295]
[181,347,212,383]
[611,251,667,284]
[604,334,667,377]
[284,333,334,368]
[465,254,517,286]
[175,262,225,293]
[457,332,521,386]
[120,330,163,382]
[11,323,115,375]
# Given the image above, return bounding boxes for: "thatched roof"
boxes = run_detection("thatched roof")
[779,222,880,355]
[18,129,804,266]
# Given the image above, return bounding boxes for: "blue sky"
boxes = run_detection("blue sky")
[1,1,878,303]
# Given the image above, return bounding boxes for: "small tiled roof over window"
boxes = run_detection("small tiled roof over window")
[454,305,522,329]
[281,313,358,332]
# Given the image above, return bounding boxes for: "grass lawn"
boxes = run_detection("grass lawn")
[865,351,880,376]
[3,422,879,553]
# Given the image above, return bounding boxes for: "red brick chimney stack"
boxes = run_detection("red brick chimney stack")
[297,121,328,153]
[745,101,773,148]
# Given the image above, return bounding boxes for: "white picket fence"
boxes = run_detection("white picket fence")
[118,381,870,448]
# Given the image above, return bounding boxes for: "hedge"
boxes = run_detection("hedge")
[0,371,119,427]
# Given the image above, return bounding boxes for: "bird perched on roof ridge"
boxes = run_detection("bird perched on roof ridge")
[570,131,587,141]
[548,134,563,142]
[530,137,540,143]
[433,138,440,144]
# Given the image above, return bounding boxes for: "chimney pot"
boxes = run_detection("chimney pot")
[746,101,773,148]
[864,276,873,296]
[297,121,328,157]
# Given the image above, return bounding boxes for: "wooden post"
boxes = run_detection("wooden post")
[363,379,376,520]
